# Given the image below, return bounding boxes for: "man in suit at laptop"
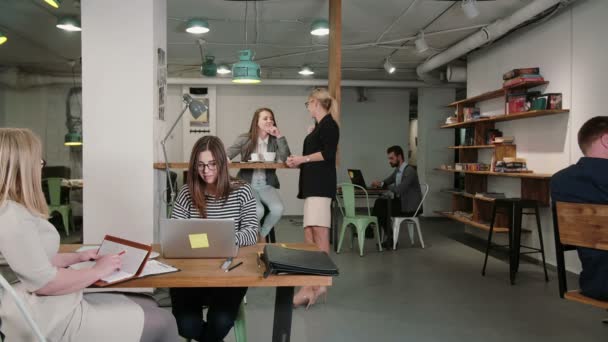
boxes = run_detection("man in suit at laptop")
[371,145,423,248]
[551,116,608,301]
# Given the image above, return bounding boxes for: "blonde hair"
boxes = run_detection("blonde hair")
[309,88,339,123]
[0,128,49,218]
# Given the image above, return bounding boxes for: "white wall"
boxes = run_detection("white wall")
[0,85,82,173]
[157,85,410,216]
[466,0,608,271]
[417,88,455,216]
[82,0,166,243]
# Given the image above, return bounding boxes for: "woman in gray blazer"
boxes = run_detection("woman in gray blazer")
[227,108,291,238]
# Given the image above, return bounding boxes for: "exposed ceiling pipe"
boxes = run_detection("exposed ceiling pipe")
[416,0,577,80]
[0,68,80,89]
[167,77,464,88]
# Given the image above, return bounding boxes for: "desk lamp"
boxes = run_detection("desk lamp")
[161,94,208,207]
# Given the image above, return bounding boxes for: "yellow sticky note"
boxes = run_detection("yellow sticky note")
[189,233,209,249]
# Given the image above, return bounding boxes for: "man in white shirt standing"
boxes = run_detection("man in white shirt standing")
[371,145,423,248]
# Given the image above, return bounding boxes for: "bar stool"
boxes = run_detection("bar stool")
[481,198,549,285]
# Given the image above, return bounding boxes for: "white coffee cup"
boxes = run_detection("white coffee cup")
[250,153,260,162]
[263,152,276,162]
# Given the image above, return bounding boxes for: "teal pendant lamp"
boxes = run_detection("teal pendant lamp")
[186,19,210,34]
[310,19,330,36]
[56,17,82,32]
[232,49,261,84]
[201,56,217,76]
[44,0,62,8]
[64,132,82,147]
[0,31,7,45]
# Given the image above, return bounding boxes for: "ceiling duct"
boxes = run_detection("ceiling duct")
[416,0,578,80]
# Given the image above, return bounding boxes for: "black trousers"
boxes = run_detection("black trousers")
[372,198,416,239]
[170,287,247,342]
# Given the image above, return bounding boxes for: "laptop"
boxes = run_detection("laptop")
[347,169,372,189]
[160,218,238,258]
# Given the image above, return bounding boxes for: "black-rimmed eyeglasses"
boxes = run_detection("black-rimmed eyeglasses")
[197,161,217,172]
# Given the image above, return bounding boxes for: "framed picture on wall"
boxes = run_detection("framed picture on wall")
[189,97,210,127]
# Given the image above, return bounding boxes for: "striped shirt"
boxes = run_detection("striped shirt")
[171,183,259,247]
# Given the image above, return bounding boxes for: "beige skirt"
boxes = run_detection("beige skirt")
[303,197,332,228]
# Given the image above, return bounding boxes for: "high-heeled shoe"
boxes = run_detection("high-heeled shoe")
[293,287,313,308]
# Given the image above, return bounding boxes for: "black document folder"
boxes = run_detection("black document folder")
[262,245,339,278]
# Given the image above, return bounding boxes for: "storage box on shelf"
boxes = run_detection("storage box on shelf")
[438,79,568,233]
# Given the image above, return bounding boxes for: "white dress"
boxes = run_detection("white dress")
[0,201,144,342]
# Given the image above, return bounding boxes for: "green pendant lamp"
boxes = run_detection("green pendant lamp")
[201,56,217,76]
[310,19,330,36]
[186,19,210,34]
[232,49,261,84]
[56,17,82,32]
[0,31,7,46]
[44,0,62,8]
[64,132,82,146]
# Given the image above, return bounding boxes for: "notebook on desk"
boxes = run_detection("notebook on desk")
[69,235,166,287]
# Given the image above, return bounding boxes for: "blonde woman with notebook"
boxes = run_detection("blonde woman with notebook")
[0,128,178,341]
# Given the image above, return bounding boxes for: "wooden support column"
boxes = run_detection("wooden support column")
[328,0,342,123]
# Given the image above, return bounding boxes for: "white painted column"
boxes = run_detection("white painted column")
[417,88,455,216]
[81,0,166,243]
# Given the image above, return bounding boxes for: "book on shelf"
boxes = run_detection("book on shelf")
[502,67,540,80]
[503,76,544,88]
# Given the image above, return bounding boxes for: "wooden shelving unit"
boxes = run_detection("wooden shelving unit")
[446,80,549,107]
[448,145,496,150]
[441,109,569,129]
[437,79,568,233]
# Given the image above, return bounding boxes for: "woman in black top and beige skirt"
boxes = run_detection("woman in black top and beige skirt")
[286,88,339,309]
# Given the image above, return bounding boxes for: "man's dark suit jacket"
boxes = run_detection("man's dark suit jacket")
[551,157,608,300]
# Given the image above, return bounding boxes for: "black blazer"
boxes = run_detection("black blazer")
[551,157,608,300]
[298,114,340,199]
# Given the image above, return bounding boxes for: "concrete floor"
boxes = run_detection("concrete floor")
[225,217,607,342]
[62,217,607,341]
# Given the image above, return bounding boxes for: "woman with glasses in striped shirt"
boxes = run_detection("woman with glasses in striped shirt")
[170,135,258,342]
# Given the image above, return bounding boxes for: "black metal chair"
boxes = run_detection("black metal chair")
[482,198,549,285]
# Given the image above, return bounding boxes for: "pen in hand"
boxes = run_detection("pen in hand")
[226,261,243,272]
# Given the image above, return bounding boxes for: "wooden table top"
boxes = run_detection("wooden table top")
[60,243,333,288]
[154,162,290,170]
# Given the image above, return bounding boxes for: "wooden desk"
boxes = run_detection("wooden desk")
[154,162,289,170]
[60,243,332,342]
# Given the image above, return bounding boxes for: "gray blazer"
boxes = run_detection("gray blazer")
[226,133,291,189]
[383,164,423,214]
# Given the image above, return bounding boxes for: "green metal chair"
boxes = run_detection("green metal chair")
[336,183,383,256]
[182,300,247,342]
[44,177,72,236]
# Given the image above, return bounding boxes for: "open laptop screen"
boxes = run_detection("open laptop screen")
[347,169,367,189]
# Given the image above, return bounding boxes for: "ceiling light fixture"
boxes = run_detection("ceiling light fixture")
[217,64,232,75]
[298,65,314,76]
[383,58,396,74]
[56,17,82,32]
[415,31,429,54]
[461,0,480,19]
[44,0,62,8]
[232,49,261,84]
[0,31,7,45]
[310,19,330,36]
[186,19,210,34]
